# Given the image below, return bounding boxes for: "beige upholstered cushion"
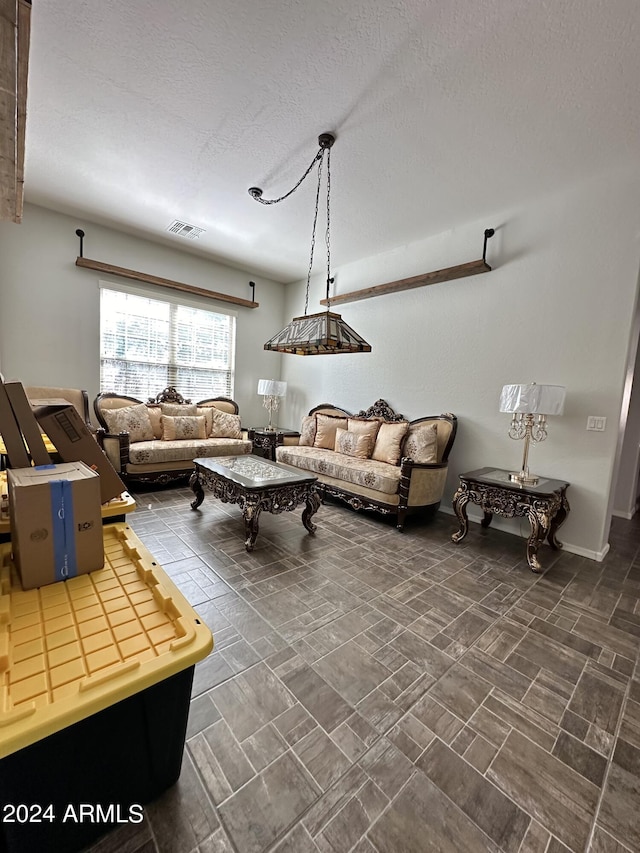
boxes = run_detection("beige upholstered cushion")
[197,407,214,437]
[277,446,401,495]
[103,403,155,442]
[314,414,348,449]
[211,408,242,439]
[372,421,410,465]
[299,415,317,447]
[335,427,372,459]
[146,405,163,439]
[160,402,197,417]
[162,415,207,441]
[402,422,438,463]
[129,437,252,464]
[347,418,380,449]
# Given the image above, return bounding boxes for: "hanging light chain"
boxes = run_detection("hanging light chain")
[325,147,332,310]
[248,148,323,205]
[304,153,324,315]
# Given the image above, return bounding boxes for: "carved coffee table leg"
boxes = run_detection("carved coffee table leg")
[190,471,205,510]
[548,493,570,550]
[243,501,262,551]
[302,489,321,534]
[451,487,470,543]
[481,510,493,528]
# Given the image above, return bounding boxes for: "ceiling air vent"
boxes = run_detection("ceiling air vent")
[166,220,205,239]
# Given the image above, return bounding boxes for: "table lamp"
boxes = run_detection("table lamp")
[257,379,287,431]
[499,382,566,485]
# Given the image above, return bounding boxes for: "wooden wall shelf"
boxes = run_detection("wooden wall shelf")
[74,256,259,309]
[320,259,491,307]
[0,0,31,223]
[320,228,495,307]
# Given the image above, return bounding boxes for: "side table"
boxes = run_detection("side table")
[451,467,570,573]
[247,427,300,461]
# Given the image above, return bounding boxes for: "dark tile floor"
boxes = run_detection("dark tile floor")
[85,484,640,853]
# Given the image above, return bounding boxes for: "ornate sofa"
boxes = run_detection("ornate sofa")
[275,400,457,530]
[94,387,252,485]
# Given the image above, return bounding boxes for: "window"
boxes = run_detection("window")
[100,286,236,401]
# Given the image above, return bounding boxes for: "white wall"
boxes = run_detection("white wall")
[278,166,640,561]
[0,204,285,427]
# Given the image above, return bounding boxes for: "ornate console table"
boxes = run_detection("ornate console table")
[451,467,570,572]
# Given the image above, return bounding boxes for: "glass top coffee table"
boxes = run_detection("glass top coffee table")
[189,455,320,551]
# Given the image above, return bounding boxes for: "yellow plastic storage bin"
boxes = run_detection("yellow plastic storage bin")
[0,523,213,853]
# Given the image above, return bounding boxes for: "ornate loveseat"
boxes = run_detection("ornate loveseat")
[275,400,457,530]
[94,387,252,485]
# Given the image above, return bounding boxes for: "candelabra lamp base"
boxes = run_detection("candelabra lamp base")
[509,470,540,486]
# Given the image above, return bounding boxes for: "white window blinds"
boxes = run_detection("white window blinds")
[100,286,236,401]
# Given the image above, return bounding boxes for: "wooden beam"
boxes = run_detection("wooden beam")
[75,257,260,309]
[0,0,30,223]
[319,259,491,307]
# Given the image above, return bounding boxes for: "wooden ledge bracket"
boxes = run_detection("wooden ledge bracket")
[320,228,495,307]
[74,231,259,308]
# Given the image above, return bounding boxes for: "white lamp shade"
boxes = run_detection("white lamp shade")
[499,383,566,416]
[257,379,287,397]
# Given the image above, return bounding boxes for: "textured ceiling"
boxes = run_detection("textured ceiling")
[24,0,640,282]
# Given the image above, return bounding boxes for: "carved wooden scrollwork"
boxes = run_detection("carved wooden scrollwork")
[355,399,405,421]
[147,386,192,405]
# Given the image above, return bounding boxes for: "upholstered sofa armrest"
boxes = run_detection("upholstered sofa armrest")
[399,458,449,508]
[96,428,130,474]
[281,435,301,447]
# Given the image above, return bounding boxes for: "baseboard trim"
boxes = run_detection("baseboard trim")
[439,507,610,563]
[612,509,635,520]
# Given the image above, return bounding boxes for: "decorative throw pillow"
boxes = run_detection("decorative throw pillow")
[371,421,410,465]
[298,415,317,447]
[347,418,380,450]
[103,403,155,443]
[313,414,348,449]
[402,423,438,463]
[197,407,215,437]
[162,415,207,441]
[210,407,242,438]
[334,427,372,459]
[160,402,197,417]
[146,405,163,439]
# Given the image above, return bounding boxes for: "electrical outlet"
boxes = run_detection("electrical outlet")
[586,416,607,431]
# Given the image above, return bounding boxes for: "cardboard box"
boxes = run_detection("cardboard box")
[31,399,125,503]
[3,382,51,466]
[0,382,30,468]
[8,462,104,590]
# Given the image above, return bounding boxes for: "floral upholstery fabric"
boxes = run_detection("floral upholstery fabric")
[334,428,372,459]
[277,446,401,495]
[162,415,207,441]
[298,415,317,447]
[129,437,252,464]
[402,422,438,463]
[372,421,410,465]
[102,403,155,442]
[211,408,242,438]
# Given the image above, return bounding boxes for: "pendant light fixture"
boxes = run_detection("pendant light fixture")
[249,133,371,355]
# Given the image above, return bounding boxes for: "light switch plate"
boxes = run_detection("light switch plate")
[587,416,606,431]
